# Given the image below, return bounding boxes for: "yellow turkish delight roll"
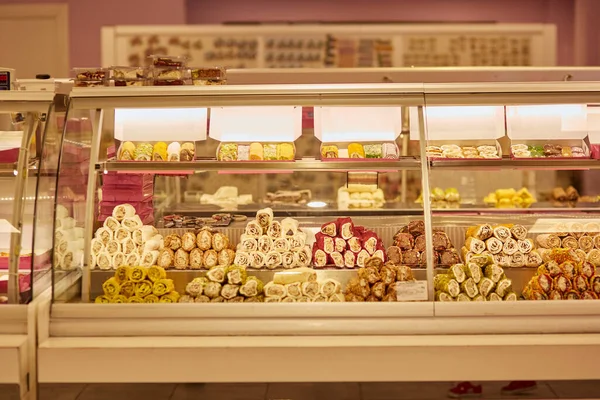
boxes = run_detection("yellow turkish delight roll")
[321,145,338,159]
[348,143,365,158]
[118,141,136,161]
[152,142,168,161]
[277,143,294,160]
[249,142,264,160]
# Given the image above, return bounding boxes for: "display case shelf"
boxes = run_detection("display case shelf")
[98,158,422,173]
[429,158,600,170]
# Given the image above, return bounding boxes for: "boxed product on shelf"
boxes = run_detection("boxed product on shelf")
[73,68,107,87]
[191,67,227,86]
[216,142,295,161]
[150,66,190,86]
[320,142,399,160]
[337,184,385,210]
[483,187,536,209]
[510,141,589,159]
[425,140,501,159]
[149,55,189,68]
[108,66,147,87]
[116,141,196,161]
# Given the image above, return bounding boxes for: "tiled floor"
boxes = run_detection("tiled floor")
[1,381,599,400]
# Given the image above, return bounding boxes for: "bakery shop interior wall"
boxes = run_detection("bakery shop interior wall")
[186,0,576,65]
[0,0,187,71]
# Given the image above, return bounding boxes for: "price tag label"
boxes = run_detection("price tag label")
[395,281,428,301]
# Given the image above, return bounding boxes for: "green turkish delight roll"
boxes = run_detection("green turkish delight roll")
[456,293,471,302]
[239,276,264,297]
[504,292,518,301]
[478,277,495,297]
[465,263,482,283]
[472,295,485,302]
[460,278,479,298]
[484,264,504,283]
[226,265,247,285]
[487,292,503,301]
[448,264,467,283]
[495,278,513,298]
[434,275,460,297]
[435,291,455,301]
[364,144,382,158]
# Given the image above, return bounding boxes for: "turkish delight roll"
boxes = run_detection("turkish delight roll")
[484,264,504,283]
[432,231,450,251]
[466,224,493,241]
[510,252,526,268]
[221,284,240,300]
[265,251,282,269]
[573,274,589,292]
[364,144,382,158]
[510,224,528,241]
[190,248,204,269]
[347,236,362,253]
[565,291,581,300]
[218,249,235,266]
[112,203,136,221]
[448,264,466,283]
[237,144,250,161]
[180,142,195,161]
[530,273,553,294]
[157,249,174,269]
[344,251,356,268]
[329,251,344,268]
[122,215,143,232]
[407,220,424,237]
[581,261,595,279]
[296,247,311,267]
[526,251,543,268]
[386,246,402,264]
[91,238,106,255]
[382,143,399,159]
[239,235,258,252]
[204,282,222,299]
[95,227,113,245]
[112,252,125,269]
[562,236,579,250]
[285,282,303,299]
[280,252,295,269]
[582,291,598,300]
[548,290,562,300]
[256,207,274,230]
[263,144,277,160]
[212,232,229,252]
[234,251,250,267]
[313,248,328,267]
[103,216,120,232]
[495,278,513,298]
[250,251,266,268]
[281,217,299,237]
[167,142,181,161]
[114,227,131,244]
[267,221,282,239]
[337,217,354,240]
[413,235,426,252]
[321,145,339,159]
[493,226,512,242]
[579,235,594,253]
[478,277,494,297]
[257,235,273,253]
[502,238,519,256]
[134,143,152,161]
[102,277,121,297]
[486,237,503,254]
[245,221,263,238]
[140,250,159,267]
[173,249,189,269]
[348,142,365,158]
[206,265,227,283]
[125,253,139,267]
[249,142,263,160]
[272,238,289,253]
[465,237,486,254]
[403,249,421,265]
[181,232,197,252]
[517,238,534,254]
[240,276,264,297]
[356,249,370,268]
[461,278,479,298]
[465,263,482,283]
[218,143,237,161]
[264,282,287,299]
[591,276,600,294]
[298,282,318,299]
[164,234,182,251]
[587,249,600,267]
[332,237,346,253]
[317,221,338,239]
[435,291,454,302]
[362,233,379,255]
[203,249,218,268]
[373,249,385,262]
[536,234,561,249]
[394,232,414,250]
[434,275,460,297]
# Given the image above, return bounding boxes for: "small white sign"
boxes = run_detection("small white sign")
[395,281,428,301]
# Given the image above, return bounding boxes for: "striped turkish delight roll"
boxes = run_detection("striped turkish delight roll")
[233,251,250,267]
[265,251,282,269]
[517,238,534,254]
[239,235,258,252]
[485,237,503,254]
[510,224,528,241]
[536,234,561,249]
[337,217,354,240]
[493,226,512,242]
[465,237,485,254]
[256,208,274,231]
[296,246,312,267]
[509,252,525,268]
[244,220,263,238]
[561,236,579,250]
[273,237,290,253]
[267,221,282,239]
[282,251,296,269]
[312,248,328,268]
[257,235,273,253]
[525,251,543,268]
[249,251,265,268]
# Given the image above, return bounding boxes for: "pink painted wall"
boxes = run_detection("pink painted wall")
[186,0,575,65]
[0,0,187,69]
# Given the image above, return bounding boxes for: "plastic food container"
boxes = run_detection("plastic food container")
[109,66,146,80]
[320,142,399,160]
[216,142,296,161]
[111,79,146,87]
[150,66,188,80]
[426,140,502,160]
[510,140,589,159]
[73,68,106,81]
[74,80,105,88]
[190,67,226,80]
[148,55,188,67]
[192,78,226,86]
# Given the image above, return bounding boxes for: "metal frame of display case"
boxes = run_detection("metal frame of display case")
[37,83,600,385]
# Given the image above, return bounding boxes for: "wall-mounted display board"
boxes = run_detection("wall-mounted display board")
[101,24,556,68]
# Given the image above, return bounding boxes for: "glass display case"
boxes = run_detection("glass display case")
[38,82,600,384]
